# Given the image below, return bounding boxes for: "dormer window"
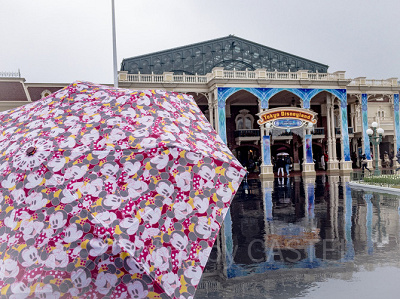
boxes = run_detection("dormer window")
[41,89,52,98]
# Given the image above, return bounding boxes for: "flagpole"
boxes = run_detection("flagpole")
[111,0,118,88]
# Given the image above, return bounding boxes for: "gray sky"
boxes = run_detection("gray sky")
[1,0,399,84]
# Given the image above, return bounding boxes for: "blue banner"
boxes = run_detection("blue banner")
[305,134,313,163]
[263,135,271,165]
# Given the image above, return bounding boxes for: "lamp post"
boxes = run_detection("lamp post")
[366,121,384,176]
[111,0,118,88]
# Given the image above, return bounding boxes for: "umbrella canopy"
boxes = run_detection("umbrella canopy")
[0,82,246,298]
[276,152,289,156]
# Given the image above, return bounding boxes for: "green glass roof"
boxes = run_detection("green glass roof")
[121,35,329,75]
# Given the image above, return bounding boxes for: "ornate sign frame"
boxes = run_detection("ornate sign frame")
[257,107,317,128]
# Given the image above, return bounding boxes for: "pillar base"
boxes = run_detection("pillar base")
[302,163,316,177]
[327,161,340,174]
[339,160,353,175]
[261,180,274,188]
[260,165,275,180]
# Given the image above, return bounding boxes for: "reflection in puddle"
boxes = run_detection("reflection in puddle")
[196,176,400,298]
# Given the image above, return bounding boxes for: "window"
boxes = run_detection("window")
[41,90,52,98]
[244,117,252,129]
[237,118,244,130]
[377,107,385,118]
[235,109,254,130]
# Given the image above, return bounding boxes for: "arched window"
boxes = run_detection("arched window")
[377,106,385,119]
[237,118,244,130]
[235,109,254,130]
[244,116,252,129]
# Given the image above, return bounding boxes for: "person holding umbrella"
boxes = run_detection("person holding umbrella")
[277,156,285,177]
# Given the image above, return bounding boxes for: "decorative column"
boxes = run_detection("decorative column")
[300,94,315,176]
[302,124,316,176]
[361,94,373,169]
[330,98,338,164]
[259,98,274,179]
[213,89,219,135]
[338,91,352,174]
[207,92,214,129]
[260,127,274,179]
[217,89,227,143]
[326,96,333,169]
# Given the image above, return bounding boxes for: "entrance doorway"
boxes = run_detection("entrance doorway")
[235,145,260,172]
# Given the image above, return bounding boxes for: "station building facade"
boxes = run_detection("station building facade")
[118,35,400,177]
[1,36,399,177]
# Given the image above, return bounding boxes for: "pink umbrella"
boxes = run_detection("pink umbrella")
[0,82,246,298]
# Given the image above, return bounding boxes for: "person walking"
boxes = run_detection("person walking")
[395,148,400,172]
[277,157,285,177]
[390,150,394,168]
[384,151,390,168]
[285,155,292,176]
[361,154,371,173]
[320,154,325,171]
[324,151,329,171]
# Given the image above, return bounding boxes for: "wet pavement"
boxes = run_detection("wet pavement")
[195,175,400,299]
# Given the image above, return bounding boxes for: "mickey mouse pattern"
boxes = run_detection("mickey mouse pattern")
[0,82,245,298]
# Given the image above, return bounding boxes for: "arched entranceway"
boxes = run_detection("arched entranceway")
[233,144,260,172]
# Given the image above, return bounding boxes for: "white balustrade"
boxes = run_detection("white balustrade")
[349,78,398,87]
[0,71,20,78]
[120,69,398,88]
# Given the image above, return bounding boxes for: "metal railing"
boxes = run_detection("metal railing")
[335,127,354,135]
[234,129,260,138]
[0,70,21,78]
[312,127,325,135]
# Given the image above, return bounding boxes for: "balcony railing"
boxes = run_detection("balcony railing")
[119,69,349,84]
[119,69,398,88]
[335,127,354,135]
[0,70,21,78]
[367,116,394,125]
[349,78,398,87]
[125,73,208,84]
[234,129,260,138]
[312,127,325,135]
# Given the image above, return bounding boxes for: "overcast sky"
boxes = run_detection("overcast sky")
[1,0,399,84]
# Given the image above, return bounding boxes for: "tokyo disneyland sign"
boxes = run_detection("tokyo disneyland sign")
[257,107,317,129]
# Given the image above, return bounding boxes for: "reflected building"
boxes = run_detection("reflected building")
[196,176,400,298]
